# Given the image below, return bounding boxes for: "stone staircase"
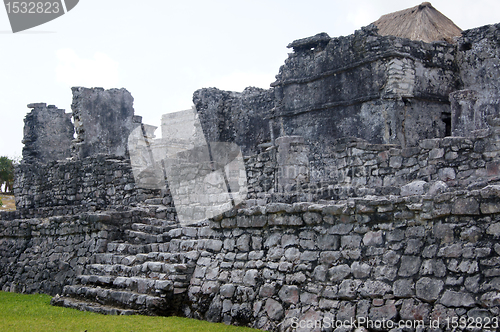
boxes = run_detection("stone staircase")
[52,214,201,316]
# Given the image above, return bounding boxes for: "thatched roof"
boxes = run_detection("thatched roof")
[372,2,462,43]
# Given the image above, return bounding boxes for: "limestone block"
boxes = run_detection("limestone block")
[416,277,444,302]
[278,285,300,304]
[440,290,475,307]
[401,180,427,196]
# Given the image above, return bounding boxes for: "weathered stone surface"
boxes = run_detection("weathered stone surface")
[22,103,73,163]
[264,298,284,320]
[451,197,480,215]
[401,181,427,196]
[72,87,136,159]
[359,280,391,298]
[328,264,351,282]
[416,277,444,302]
[393,279,414,298]
[363,231,383,246]
[400,299,430,324]
[278,285,300,304]
[398,256,421,277]
[368,302,397,321]
[351,262,371,279]
[440,290,475,307]
[337,280,361,300]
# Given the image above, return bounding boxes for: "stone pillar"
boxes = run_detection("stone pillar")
[22,103,73,163]
[276,136,309,193]
[71,87,136,159]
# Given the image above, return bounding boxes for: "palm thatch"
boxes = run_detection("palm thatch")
[372,2,462,43]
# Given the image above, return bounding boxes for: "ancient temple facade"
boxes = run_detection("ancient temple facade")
[2,3,500,331]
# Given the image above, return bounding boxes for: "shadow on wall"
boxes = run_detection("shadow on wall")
[128,107,248,225]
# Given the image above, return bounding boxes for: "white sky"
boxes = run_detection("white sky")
[1,0,500,159]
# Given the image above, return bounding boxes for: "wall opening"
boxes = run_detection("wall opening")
[442,112,452,136]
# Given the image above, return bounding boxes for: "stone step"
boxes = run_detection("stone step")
[51,294,142,315]
[106,239,206,255]
[144,217,179,228]
[86,262,193,280]
[107,242,169,255]
[76,274,116,287]
[130,223,172,235]
[125,230,165,244]
[60,285,170,314]
[92,251,199,266]
[76,275,175,295]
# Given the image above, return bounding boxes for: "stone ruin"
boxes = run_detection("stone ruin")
[2,4,500,331]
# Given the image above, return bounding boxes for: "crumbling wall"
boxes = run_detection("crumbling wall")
[13,155,167,216]
[15,88,168,216]
[307,128,500,196]
[244,148,276,205]
[272,26,458,150]
[71,87,137,159]
[451,23,500,136]
[4,18,500,332]
[4,186,500,329]
[194,26,460,158]
[21,103,73,163]
[194,87,277,156]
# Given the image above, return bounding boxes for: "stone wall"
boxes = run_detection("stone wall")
[22,103,73,163]
[195,25,462,157]
[182,188,500,330]
[451,23,500,137]
[0,212,127,295]
[240,116,500,208]
[273,26,457,149]
[194,87,278,156]
[165,142,247,224]
[307,127,500,196]
[14,87,168,217]
[71,87,138,159]
[4,185,500,329]
[13,155,169,218]
[244,148,276,204]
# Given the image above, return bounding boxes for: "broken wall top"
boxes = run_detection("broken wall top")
[273,25,457,93]
[71,87,137,159]
[22,103,73,164]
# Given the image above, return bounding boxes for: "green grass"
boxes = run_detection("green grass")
[0,292,259,332]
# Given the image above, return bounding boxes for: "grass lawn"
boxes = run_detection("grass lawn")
[0,292,259,332]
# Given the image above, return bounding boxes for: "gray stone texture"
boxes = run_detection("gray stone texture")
[71,87,136,159]
[22,103,73,163]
